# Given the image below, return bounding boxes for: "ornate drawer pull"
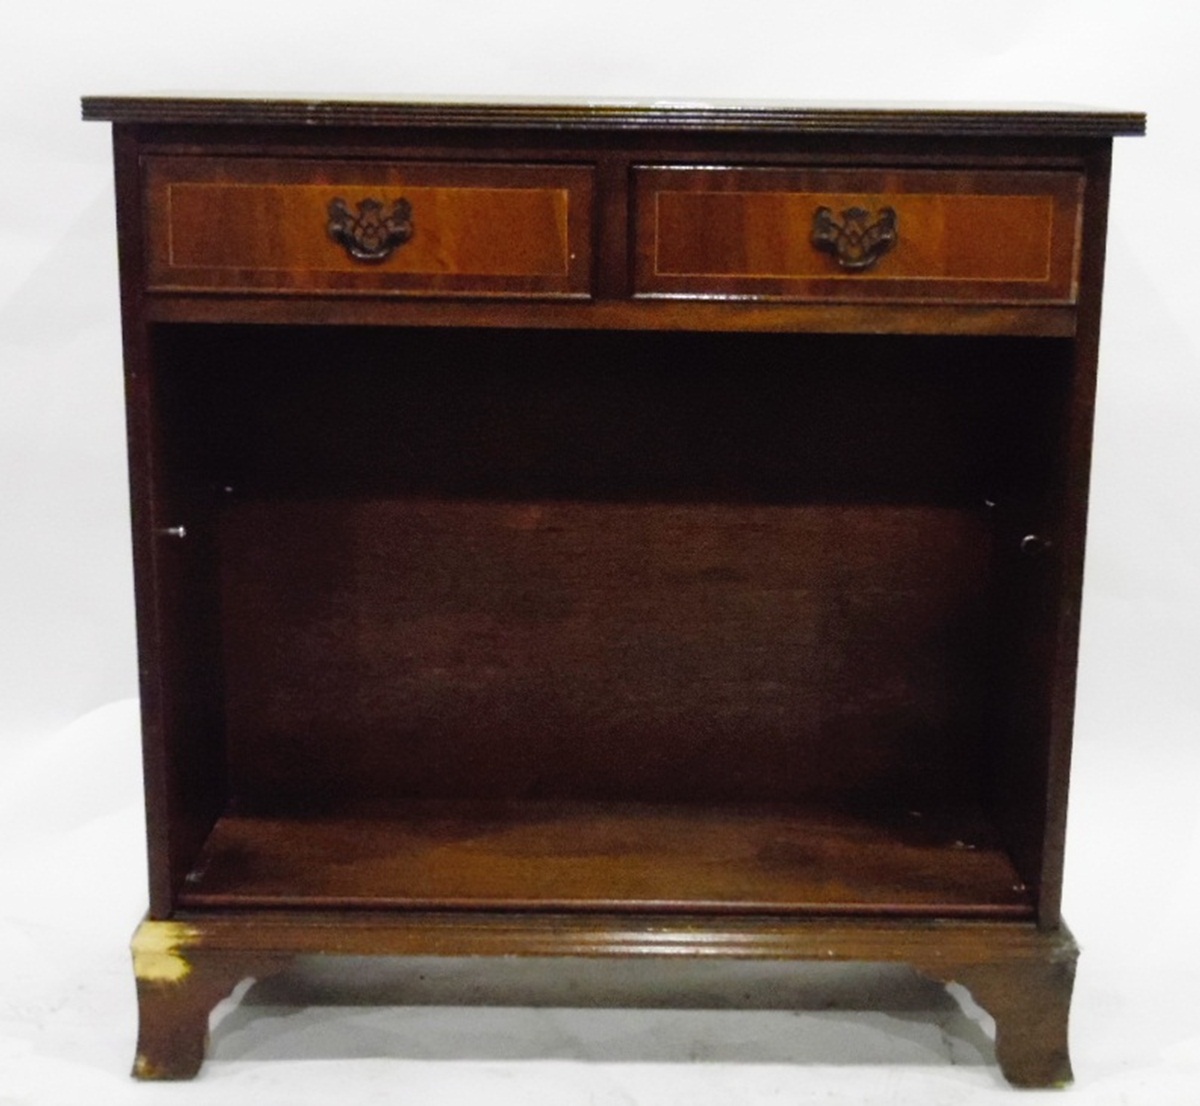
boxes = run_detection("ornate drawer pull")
[812,205,898,271]
[327,197,414,262]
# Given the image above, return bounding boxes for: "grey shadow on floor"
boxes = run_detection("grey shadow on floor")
[206,957,998,1074]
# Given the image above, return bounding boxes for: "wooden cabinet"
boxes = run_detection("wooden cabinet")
[82,96,1143,1087]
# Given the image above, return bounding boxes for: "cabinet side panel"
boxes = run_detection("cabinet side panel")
[1038,142,1114,924]
[113,126,227,916]
[984,141,1112,926]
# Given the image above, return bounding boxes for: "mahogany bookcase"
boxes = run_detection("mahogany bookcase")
[82,96,1143,1085]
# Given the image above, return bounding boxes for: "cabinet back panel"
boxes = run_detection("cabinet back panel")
[220,497,991,808]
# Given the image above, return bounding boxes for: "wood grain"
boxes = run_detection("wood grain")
[179,801,1032,916]
[635,167,1082,302]
[145,157,593,297]
[218,498,994,810]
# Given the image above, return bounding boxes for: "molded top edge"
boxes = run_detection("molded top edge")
[80,95,1146,137]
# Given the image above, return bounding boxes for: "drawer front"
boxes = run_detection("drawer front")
[634,167,1082,304]
[145,157,593,298]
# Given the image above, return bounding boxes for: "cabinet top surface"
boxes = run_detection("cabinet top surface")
[80,94,1145,137]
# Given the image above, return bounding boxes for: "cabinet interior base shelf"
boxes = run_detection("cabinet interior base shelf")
[179,800,1032,918]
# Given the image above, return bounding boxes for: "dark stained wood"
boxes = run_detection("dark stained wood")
[984,144,1117,925]
[1039,144,1116,923]
[88,95,1140,1086]
[132,913,1077,1086]
[144,294,1079,337]
[217,499,992,810]
[145,157,592,297]
[111,127,228,917]
[178,802,1032,916]
[635,167,1082,303]
[176,909,1078,969]
[148,326,1060,821]
[954,950,1077,1087]
[82,95,1145,137]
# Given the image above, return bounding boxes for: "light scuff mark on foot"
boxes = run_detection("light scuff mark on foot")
[133,1053,165,1079]
[132,920,201,984]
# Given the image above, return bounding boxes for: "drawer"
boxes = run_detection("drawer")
[144,157,593,298]
[634,167,1083,304]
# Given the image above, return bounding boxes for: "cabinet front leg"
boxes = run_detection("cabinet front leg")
[954,953,1077,1089]
[131,920,287,1080]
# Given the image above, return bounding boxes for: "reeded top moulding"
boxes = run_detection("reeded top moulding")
[80,95,1146,137]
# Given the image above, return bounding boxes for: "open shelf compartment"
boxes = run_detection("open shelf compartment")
[149,324,1071,923]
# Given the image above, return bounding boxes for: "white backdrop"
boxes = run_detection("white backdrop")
[1,2,1197,1103]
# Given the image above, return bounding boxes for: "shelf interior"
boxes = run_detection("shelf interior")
[180,799,1033,917]
[152,324,1072,920]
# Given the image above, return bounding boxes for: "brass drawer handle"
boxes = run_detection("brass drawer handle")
[327,197,414,262]
[812,205,898,271]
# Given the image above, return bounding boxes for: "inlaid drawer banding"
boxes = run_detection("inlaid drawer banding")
[145,157,594,299]
[634,166,1083,304]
